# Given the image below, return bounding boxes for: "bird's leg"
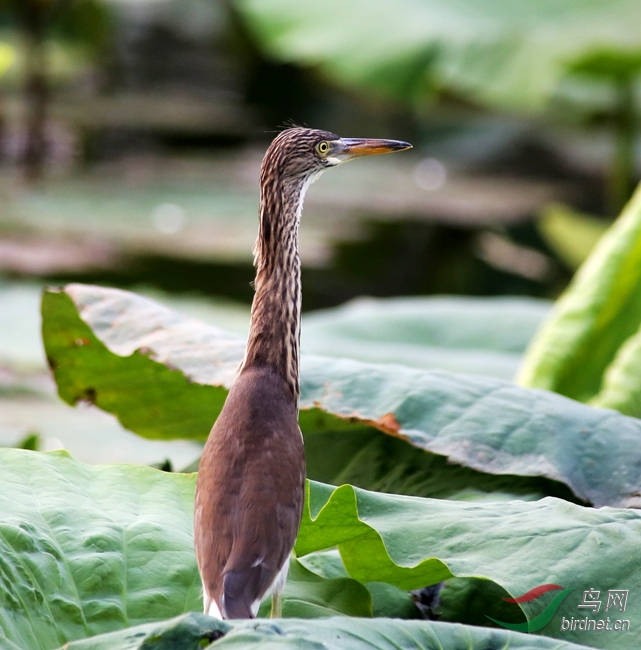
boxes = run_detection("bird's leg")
[270,590,283,618]
[269,556,290,618]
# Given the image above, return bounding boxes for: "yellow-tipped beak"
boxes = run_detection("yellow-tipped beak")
[332,137,412,162]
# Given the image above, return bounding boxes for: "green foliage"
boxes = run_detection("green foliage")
[301,296,549,378]
[60,612,593,650]
[519,182,641,413]
[4,2,641,646]
[295,482,641,648]
[42,283,641,507]
[0,448,200,650]
[41,286,237,441]
[0,448,628,649]
[255,558,373,619]
[304,427,578,504]
[0,0,113,53]
[60,614,230,650]
[235,0,641,211]
[235,0,641,110]
[14,182,641,647]
[53,0,113,55]
[0,41,15,77]
[15,431,40,450]
[538,204,608,271]
[593,326,641,414]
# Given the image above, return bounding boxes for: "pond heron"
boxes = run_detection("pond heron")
[194,127,412,619]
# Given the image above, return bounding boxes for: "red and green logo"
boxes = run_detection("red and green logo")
[487,584,574,633]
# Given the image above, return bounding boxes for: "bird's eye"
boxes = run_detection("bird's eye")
[316,141,330,155]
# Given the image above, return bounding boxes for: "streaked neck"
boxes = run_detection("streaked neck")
[241,174,311,401]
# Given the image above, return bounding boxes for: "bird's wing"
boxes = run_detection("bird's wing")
[195,368,305,619]
[221,443,305,618]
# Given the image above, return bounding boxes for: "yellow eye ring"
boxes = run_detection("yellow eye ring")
[316,141,330,155]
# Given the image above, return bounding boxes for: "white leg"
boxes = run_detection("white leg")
[269,556,290,619]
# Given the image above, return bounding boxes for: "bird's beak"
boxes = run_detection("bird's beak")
[330,138,412,163]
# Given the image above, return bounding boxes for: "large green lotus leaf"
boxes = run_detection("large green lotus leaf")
[0,281,215,468]
[1,449,631,648]
[0,451,376,650]
[235,0,641,111]
[42,284,641,507]
[301,296,549,378]
[42,285,240,442]
[59,612,592,650]
[304,296,549,352]
[298,355,641,509]
[0,448,201,650]
[519,183,641,406]
[296,482,641,649]
[304,427,579,504]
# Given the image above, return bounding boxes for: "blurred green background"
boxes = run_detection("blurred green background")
[1,0,641,464]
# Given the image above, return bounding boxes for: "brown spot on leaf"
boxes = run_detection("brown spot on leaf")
[375,412,402,434]
[362,412,409,441]
[301,405,408,441]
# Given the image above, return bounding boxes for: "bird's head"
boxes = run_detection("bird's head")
[261,127,412,184]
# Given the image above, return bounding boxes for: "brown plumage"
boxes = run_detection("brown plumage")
[194,127,411,619]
